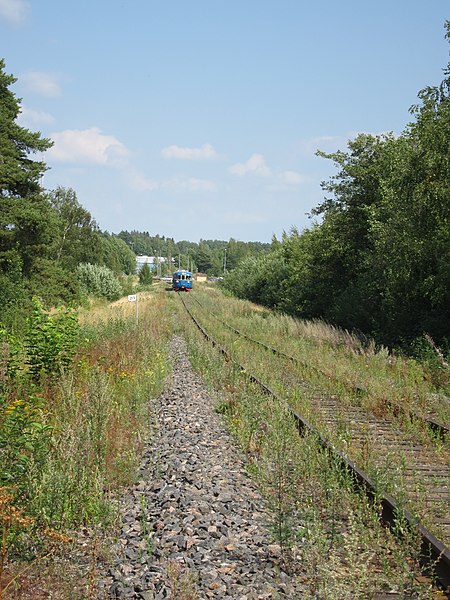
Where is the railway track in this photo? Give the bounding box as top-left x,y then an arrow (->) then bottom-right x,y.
187,293 -> 449,439
177,291 -> 450,592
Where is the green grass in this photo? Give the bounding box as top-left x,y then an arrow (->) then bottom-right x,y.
174,288 -> 442,598
0,290 -> 172,597
190,286 -> 450,430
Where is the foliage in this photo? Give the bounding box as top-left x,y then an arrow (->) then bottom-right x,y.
0,251 -> 27,331
30,294 -> 171,527
25,298 -> 79,382
410,334 -> 449,388
117,230 -> 271,276
220,249 -> 288,308
0,63 -> 138,317
26,257 -> 82,308
0,59 -> 52,201
0,63 -> 89,316
48,186 -> 101,270
118,274 -> 136,296
76,262 -> 123,301
0,326 -> 22,383
222,22 -> 450,352
0,59 -> 55,297
0,289 -> 172,598
98,231 -> 136,275
0,394 -> 51,492
138,262 -> 153,286
195,243 -> 214,273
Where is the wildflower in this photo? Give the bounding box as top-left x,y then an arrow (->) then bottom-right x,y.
3,399 -> 24,415
0,489 -> 34,528
43,528 -> 73,544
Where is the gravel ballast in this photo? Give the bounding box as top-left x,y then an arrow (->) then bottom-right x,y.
98,335 -> 307,599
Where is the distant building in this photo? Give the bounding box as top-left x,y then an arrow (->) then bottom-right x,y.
196,273 -> 207,282
136,256 -> 168,273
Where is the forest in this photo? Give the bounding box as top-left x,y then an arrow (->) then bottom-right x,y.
116,230 -> 270,275
222,22 -> 450,353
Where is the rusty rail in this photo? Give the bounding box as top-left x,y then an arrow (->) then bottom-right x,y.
186,294 -> 449,439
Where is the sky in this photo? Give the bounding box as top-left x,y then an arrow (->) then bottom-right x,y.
1,0 -> 449,243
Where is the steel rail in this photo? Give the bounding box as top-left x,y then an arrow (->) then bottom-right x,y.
186,294 -> 449,439
179,293 -> 450,592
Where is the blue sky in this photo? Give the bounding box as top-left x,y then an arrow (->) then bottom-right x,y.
1,0 -> 449,242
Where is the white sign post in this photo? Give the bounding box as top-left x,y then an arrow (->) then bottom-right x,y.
128,294 -> 138,325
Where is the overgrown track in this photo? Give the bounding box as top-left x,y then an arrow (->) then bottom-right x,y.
188,294 -> 449,439
178,292 -> 450,592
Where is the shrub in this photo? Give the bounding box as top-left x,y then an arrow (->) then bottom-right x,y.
76,263 -> 122,301
221,250 -> 287,308
25,298 -> 80,382
118,274 -> 136,296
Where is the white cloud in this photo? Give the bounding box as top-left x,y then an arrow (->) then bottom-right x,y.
167,177 -> 217,192
0,0 -> 28,24
280,170 -> 309,185
161,143 -> 218,160
127,168 -> 159,192
48,127 -> 129,167
18,105 -> 55,126
20,71 -> 62,98
229,154 -> 272,177
126,172 -> 216,194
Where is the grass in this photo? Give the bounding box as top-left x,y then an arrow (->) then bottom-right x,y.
187,288 -> 450,545
191,285 -> 450,431
1,284 -> 447,597
0,289 -> 172,597
174,287 -> 446,598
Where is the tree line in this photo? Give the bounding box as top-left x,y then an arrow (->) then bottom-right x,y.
222,22 -> 450,352
116,230 -> 270,275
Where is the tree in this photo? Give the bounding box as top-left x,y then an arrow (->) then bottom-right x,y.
195,243 -> 214,273
139,262 -> 153,286
98,232 -> 136,274
0,59 -> 60,316
222,22 -> 450,349
0,60 -> 52,199
366,24 -> 450,344
49,186 -> 100,268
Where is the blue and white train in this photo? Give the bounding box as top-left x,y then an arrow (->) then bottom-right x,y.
172,270 -> 193,291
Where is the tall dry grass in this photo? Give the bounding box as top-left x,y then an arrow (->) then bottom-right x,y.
190,286 -> 450,431
0,290 -> 172,597
175,288 -> 441,598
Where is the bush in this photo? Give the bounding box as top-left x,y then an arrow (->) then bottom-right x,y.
27,258 -> 82,307
76,262 -> 123,301
118,274 -> 136,296
25,298 -> 80,382
221,250 -> 287,308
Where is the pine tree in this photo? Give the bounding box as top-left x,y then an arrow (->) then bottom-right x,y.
0,58 -> 55,278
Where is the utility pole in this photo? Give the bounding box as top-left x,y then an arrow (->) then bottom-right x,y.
223,247 -> 227,274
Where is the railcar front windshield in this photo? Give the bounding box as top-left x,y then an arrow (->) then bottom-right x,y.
173,271 -> 192,280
